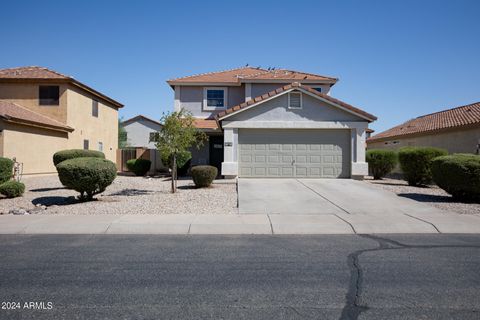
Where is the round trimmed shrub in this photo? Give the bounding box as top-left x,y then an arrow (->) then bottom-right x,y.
432,154 -> 480,202
0,181 -> 25,198
366,149 -> 397,179
398,147 -> 448,186
0,157 -> 14,184
53,149 -> 105,166
126,158 -> 152,176
56,157 -> 117,200
191,165 -> 217,188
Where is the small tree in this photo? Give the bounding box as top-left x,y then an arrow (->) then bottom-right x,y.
155,110 -> 206,193
118,118 -> 129,149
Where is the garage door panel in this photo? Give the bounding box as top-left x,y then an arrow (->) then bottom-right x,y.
239,129 -> 350,178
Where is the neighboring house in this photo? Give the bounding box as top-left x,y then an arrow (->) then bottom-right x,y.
167,66 -> 376,178
121,115 -> 162,148
119,115 -> 164,174
0,66 -> 123,175
367,102 -> 480,154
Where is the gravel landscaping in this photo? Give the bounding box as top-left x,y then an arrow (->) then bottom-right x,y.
0,175 -> 238,215
366,177 -> 480,215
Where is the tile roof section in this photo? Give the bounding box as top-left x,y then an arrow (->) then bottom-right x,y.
368,102 -> 480,142
0,100 -> 74,132
0,66 -> 123,108
167,66 -> 337,85
0,66 -> 70,79
215,82 -> 377,122
193,119 -> 219,130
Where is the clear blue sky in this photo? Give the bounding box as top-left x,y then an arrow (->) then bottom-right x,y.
1,0 -> 479,132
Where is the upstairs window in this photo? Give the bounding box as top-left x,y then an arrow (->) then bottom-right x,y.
149,132 -> 159,143
204,87 -> 227,110
288,92 -> 302,109
92,100 -> 99,117
39,86 -> 59,105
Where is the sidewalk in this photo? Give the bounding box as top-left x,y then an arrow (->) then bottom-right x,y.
1,212 -> 480,234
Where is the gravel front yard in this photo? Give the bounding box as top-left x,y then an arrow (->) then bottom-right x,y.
0,175 -> 238,215
367,177 -> 480,215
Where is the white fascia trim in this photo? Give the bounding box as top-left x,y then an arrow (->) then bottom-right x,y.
222,120 -> 368,129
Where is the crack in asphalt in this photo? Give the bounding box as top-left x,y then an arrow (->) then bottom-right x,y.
339,234 -> 480,320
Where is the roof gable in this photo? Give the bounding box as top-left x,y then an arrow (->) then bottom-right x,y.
368,102 -> 480,142
216,83 -> 377,122
122,115 -> 162,127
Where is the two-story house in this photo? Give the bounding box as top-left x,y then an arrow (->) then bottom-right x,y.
167,66 -> 376,179
0,66 -> 123,175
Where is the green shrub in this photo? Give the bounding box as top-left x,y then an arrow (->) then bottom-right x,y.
0,157 -> 13,184
398,147 -> 448,186
161,150 -> 192,176
56,157 -> 117,200
126,158 -> 152,176
432,154 -> 480,202
0,181 -> 25,198
53,149 -> 105,166
366,149 -> 397,179
191,165 -> 218,188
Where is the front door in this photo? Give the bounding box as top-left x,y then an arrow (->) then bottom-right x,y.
209,135 -> 224,176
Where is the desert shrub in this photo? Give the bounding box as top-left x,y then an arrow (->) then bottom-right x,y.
432,154 -> 480,202
126,158 -> 152,176
0,157 -> 13,184
56,157 -> 117,200
0,181 -> 25,198
191,165 -> 218,188
366,149 -> 397,179
53,149 -> 105,166
398,147 -> 448,186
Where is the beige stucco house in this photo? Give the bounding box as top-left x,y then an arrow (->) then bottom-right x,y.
0,66 -> 123,175
167,66 -> 376,179
367,102 -> 480,154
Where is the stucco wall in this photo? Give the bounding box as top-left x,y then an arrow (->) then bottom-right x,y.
226,92 -> 364,122
123,119 -> 161,148
1,122 -> 68,174
0,82 -> 68,123
367,126 -> 480,154
66,85 -> 118,162
250,83 -> 331,98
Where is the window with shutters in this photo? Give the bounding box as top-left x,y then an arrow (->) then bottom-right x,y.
288,92 -> 302,109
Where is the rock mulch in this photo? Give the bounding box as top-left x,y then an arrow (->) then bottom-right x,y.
0,175 -> 238,215
366,177 -> 480,215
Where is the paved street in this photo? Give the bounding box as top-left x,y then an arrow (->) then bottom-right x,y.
0,234 -> 479,320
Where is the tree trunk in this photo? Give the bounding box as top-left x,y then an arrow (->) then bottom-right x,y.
171,154 -> 177,193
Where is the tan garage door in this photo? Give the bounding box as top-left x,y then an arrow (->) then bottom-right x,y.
238,129 -> 351,178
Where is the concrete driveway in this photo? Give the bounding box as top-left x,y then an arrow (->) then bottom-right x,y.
238,179 -> 480,233
238,178 -> 440,215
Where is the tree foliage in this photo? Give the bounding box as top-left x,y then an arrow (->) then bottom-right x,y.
118,118 -> 129,149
